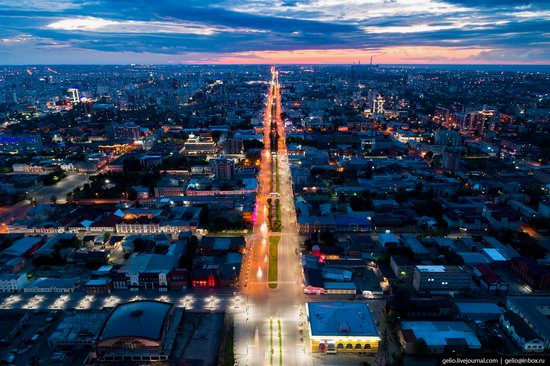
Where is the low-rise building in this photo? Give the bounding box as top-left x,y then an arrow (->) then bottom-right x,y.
501,311 -> 545,353
113,253 -> 178,291
453,302 -> 504,322
23,278 -> 78,293
510,257 -> 550,291
92,301 -> 183,364
413,265 -> 471,294
306,302 -> 380,354
84,279 -> 113,294
390,255 -> 415,282
0,311 -> 29,344
400,321 -> 481,354
0,272 -> 29,293
505,296 -> 550,350
49,310 -> 109,348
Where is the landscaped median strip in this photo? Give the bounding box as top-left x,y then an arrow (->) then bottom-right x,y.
270,317 -> 274,365
268,236 -> 280,289
278,319 -> 282,365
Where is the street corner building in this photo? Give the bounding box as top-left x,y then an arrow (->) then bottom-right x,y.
87,300 -> 183,365
306,301 -> 380,354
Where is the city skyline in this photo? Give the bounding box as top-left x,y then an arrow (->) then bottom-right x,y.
1,0 -> 549,65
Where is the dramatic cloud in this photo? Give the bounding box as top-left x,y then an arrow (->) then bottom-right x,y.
0,0 -> 548,64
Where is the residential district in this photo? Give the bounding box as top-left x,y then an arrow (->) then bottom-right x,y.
0,64 -> 548,366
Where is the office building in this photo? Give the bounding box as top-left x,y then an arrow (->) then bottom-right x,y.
413,265 -> 471,294
441,147 -> 462,171
214,157 -> 235,181
113,123 -> 141,140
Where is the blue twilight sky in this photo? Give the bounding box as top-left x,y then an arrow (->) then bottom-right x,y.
0,0 -> 549,64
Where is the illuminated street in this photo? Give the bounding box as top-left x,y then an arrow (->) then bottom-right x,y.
0,291 -> 246,314
1,1 -> 549,363
234,67 -> 308,366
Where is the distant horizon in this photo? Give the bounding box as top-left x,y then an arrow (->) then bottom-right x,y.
3,63 -> 549,67
0,0 -> 550,65
1,1 -> 548,65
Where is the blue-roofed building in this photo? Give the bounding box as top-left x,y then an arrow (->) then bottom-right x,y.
306,302 -> 380,354
399,321 -> 481,354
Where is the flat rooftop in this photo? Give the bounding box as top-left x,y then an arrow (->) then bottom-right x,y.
454,302 -> 504,315
415,265 -> 464,273
401,321 -> 481,348
49,310 -> 109,345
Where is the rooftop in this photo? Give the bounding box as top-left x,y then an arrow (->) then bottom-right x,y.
506,296 -> 550,340
415,265 -> 464,273
98,300 -> 173,341
49,310 -> 108,345
401,321 -> 481,348
121,253 -> 177,275
307,302 -> 379,338
454,302 -> 504,315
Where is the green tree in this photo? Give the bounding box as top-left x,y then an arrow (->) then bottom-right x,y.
414,338 -> 428,355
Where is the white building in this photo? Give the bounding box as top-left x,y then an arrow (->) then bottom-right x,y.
501,311 -> 545,353
0,272 -> 29,293
23,278 -> 77,293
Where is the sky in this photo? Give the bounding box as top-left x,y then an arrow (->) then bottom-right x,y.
0,0 -> 549,65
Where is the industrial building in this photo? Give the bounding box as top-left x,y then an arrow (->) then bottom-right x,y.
400,321 -> 481,354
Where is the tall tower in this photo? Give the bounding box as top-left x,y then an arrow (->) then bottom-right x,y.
373,94 -> 385,115
67,87 -> 80,104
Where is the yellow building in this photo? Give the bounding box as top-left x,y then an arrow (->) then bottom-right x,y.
306,302 -> 380,354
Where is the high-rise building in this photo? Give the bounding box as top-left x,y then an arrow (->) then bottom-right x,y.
442,147 -> 462,171
372,94 -> 385,115
223,138 -> 244,155
67,87 -> 80,104
214,157 -> 235,181
435,130 -> 462,147
113,123 -> 141,140
469,110 -> 496,136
